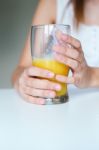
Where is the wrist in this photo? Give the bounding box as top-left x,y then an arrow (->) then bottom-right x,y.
89,67 -> 99,88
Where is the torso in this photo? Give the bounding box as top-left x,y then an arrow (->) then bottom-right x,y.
84,0 -> 99,26
56,0 -> 99,67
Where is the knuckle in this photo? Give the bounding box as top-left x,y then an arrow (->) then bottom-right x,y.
76,51 -> 80,59
27,78 -> 32,86
77,41 -> 81,48
66,48 -> 72,57
19,74 -> 25,85
67,59 -> 78,70
41,90 -> 47,97
44,80 -> 50,89
65,58 -> 70,65
27,66 -> 34,75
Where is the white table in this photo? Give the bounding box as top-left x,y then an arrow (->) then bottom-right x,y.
0,86 -> 99,150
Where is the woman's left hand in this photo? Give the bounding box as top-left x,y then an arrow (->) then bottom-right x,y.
53,33 -> 93,88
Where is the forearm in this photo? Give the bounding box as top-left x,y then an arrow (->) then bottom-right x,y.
90,67 -> 99,88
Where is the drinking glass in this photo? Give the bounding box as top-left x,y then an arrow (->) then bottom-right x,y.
31,24 -> 71,104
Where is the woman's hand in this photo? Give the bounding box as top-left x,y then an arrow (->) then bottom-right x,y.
16,66 -> 61,105
53,33 -> 93,88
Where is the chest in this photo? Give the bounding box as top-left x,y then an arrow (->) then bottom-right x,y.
84,2 -> 99,25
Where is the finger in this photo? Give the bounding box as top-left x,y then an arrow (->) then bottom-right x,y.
24,77 -> 62,91
56,75 -> 75,84
24,66 -> 55,78
22,85 -> 56,98
53,44 -> 83,63
19,86 -> 45,105
54,52 -> 79,71
23,94 -> 45,105
59,34 -> 82,50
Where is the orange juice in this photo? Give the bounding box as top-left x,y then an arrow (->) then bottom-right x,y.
32,58 -> 69,96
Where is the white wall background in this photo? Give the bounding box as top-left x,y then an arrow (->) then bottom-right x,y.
0,0 -> 39,88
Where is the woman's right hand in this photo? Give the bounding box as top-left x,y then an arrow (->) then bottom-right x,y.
16,66 -> 61,105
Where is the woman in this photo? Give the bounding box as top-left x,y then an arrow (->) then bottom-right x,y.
12,0 -> 99,104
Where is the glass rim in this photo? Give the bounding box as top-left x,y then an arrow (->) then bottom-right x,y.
31,24 -> 71,29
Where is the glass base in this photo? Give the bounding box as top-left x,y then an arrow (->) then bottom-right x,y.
44,94 -> 69,105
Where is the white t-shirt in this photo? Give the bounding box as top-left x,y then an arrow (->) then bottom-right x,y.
56,0 -> 99,67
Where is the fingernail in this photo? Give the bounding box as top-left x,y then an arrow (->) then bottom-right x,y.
39,99 -> 45,105
47,72 -> 54,78
55,85 -> 61,91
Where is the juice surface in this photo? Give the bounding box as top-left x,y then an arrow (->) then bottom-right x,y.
32,58 -> 69,96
